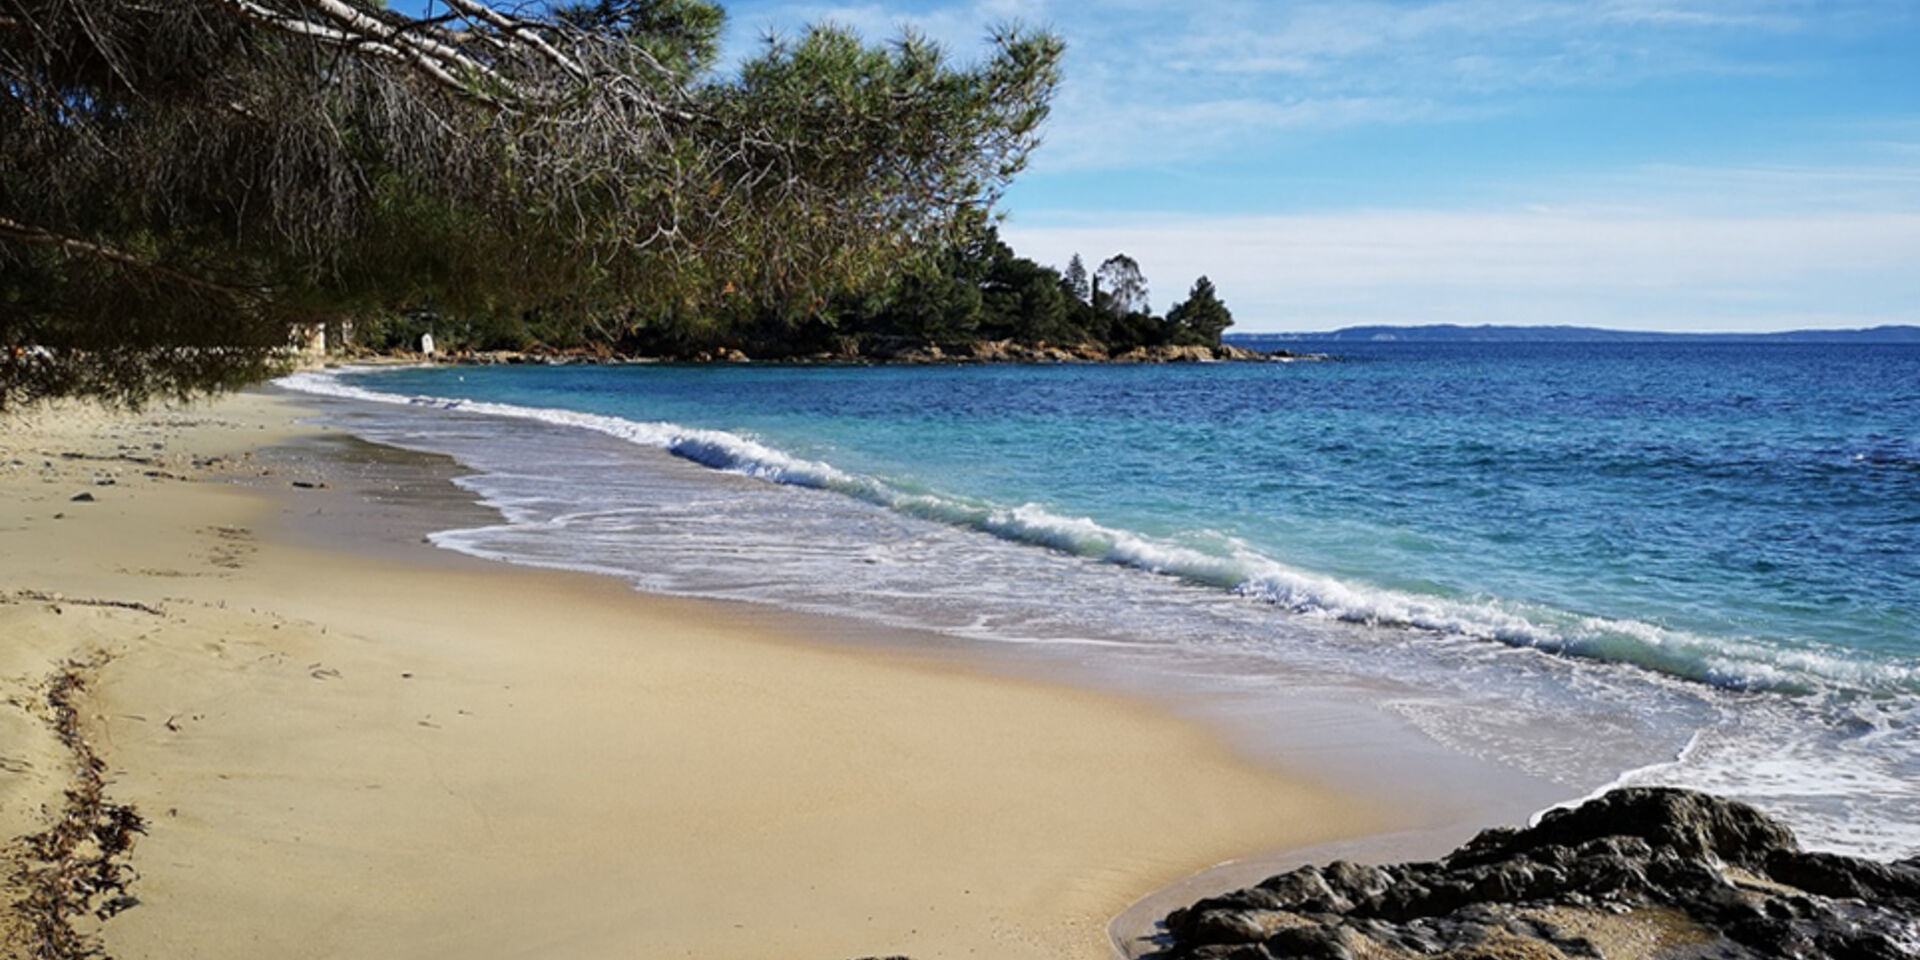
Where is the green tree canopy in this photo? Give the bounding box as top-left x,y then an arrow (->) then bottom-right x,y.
0,0 -> 1062,405
1061,253 -> 1089,305
1166,275 -> 1234,345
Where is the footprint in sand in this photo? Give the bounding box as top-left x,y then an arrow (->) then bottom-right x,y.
203,526 -> 256,569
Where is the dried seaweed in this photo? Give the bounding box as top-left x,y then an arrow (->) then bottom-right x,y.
1,593 -> 164,618
6,662 -> 146,960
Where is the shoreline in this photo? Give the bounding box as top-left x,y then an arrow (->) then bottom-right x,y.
276,375 -> 1571,790
263,382 -> 1571,954
321,338 -> 1328,368
286,355 -> 1920,869
2,391 -> 1406,959
275,372 -> 1569,805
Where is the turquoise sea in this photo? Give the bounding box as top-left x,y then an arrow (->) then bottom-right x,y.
283,342 -> 1920,857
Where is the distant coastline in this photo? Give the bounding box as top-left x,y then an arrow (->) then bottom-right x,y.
1229,323 -> 1920,345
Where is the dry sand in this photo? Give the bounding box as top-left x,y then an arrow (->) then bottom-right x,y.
1,391 -> 1389,960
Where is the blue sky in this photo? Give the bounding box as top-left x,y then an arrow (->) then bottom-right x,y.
410,2 -> 1920,332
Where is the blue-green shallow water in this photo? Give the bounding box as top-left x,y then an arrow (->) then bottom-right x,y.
283,342 -> 1920,856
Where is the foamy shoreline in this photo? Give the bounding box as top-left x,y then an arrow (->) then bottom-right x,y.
278,360 -> 1920,864
2,390 -> 1396,959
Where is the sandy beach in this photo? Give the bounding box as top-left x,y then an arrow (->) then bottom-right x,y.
0,391 -> 1391,960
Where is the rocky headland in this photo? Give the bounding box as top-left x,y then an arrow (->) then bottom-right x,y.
1154,788 -> 1918,960
360,339 -> 1322,366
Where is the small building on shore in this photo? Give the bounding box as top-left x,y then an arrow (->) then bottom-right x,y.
293,323 -> 327,357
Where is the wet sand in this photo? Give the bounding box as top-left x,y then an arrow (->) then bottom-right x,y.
1,391 -> 1392,959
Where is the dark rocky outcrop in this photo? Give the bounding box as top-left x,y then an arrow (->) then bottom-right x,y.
1158,788 -> 1920,960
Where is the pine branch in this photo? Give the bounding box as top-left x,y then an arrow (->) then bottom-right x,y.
0,216 -> 263,300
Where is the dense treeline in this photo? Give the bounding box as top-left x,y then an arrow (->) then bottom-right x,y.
356,224 -> 1234,358
789,228 -> 1235,356
0,0 -> 1062,405
2,0 -> 1236,400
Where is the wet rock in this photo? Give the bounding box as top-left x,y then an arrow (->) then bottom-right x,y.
1258,866 -> 1348,912
1181,908 -> 1296,946
1322,860 -> 1393,902
1764,849 -> 1920,906
1264,923 -> 1356,959
1158,788 -> 1919,960
1447,789 -> 1795,873
1185,945 -> 1273,960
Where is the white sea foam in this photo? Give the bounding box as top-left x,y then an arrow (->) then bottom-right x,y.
278,367 -> 1918,697
280,365 -> 1920,859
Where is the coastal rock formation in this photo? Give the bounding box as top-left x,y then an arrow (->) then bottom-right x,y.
865,337 -> 1109,363
1111,344 -> 1220,363
425,339 -> 1314,366
1159,788 -> 1920,960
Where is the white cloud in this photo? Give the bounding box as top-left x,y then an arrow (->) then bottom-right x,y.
1561,162 -> 1920,216
713,2 -> 1920,333
1034,94 -> 1468,171
1002,206 -> 1920,332
723,0 -> 1912,173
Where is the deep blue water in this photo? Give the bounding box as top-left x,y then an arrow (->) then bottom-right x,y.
286,341 -> 1920,855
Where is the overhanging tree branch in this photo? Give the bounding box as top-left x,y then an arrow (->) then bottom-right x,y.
0,216 -> 263,301
212,0 -> 512,107
1,0 -> 1062,405
442,0 -> 586,82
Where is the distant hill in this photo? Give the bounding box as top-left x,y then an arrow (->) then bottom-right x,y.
1228,324 -> 1920,346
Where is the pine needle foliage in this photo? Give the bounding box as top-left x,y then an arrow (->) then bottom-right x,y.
0,0 -> 1062,405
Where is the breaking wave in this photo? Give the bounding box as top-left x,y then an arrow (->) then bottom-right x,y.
279,367 -> 1918,698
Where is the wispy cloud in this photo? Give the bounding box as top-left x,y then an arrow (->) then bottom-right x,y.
1158,0 -> 1811,77
717,1 -> 1920,332
723,0 -> 1911,173
1551,161 -> 1920,216
1003,185 -> 1920,331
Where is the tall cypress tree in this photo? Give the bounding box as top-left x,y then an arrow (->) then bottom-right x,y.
1062,253 -> 1090,304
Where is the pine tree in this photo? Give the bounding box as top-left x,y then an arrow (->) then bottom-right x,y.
1166,275 -> 1233,345
1062,253 -> 1090,304
0,1 -> 1063,405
